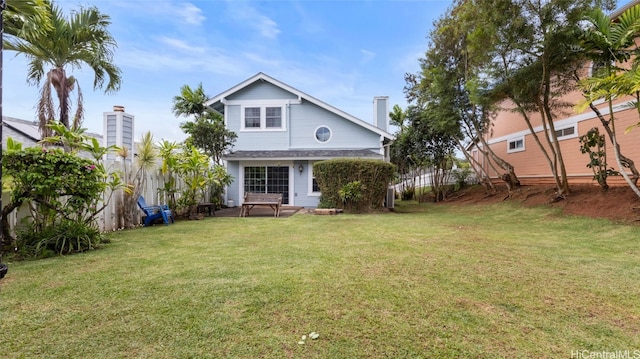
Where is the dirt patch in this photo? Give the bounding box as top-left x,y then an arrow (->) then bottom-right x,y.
441,184 -> 640,224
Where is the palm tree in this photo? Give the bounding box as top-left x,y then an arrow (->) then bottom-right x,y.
1,0 -> 53,255
172,83 -> 208,117
578,4 -> 640,198
4,0 -> 52,38
4,1 -> 121,137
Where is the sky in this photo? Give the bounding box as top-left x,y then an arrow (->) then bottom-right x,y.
3,0 -> 453,142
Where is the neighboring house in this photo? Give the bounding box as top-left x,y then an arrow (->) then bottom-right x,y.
477,3 -> 640,186
2,115 -> 104,153
205,72 -> 394,208
2,116 -> 42,148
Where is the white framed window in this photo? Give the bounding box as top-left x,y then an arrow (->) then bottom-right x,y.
553,124 -> 578,141
308,161 -> 321,196
244,107 -> 261,128
507,136 -> 525,153
241,104 -> 285,131
314,126 -> 332,143
265,107 -> 282,128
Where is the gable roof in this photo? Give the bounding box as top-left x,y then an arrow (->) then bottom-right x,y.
205,72 -> 393,141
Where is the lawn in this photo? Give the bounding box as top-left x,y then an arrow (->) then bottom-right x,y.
0,201 -> 639,358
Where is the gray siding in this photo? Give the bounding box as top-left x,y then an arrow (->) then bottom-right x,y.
227,81 -> 298,101
220,77 -> 388,208
289,100 -> 381,150
292,160 -> 320,207
226,161 -> 241,205
375,97 -> 389,132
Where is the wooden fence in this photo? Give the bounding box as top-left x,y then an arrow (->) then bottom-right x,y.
2,159 -> 184,236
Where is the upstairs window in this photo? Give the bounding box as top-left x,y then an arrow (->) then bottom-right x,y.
554,124 -> 578,141
265,107 -> 282,128
315,126 -> 332,143
507,137 -> 525,153
244,107 -> 261,128
241,105 -> 285,130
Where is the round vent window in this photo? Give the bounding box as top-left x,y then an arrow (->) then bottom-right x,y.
315,126 -> 332,143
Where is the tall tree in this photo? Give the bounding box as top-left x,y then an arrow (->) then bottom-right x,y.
1,0 -> 53,260
406,0 -> 515,192
172,83 -> 237,164
471,0 -> 614,197
4,1 -> 121,136
577,4 -> 640,198
3,0 -> 51,38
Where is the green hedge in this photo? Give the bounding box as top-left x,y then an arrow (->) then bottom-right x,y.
314,159 -> 396,211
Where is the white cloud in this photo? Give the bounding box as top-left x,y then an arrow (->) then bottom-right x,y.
177,3 -> 206,26
226,2 -> 281,39
115,44 -> 246,76
360,49 -> 376,64
243,52 -> 281,67
158,37 -> 206,54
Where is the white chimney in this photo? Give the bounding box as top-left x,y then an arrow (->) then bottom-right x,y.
373,96 -> 389,132
103,106 -> 134,161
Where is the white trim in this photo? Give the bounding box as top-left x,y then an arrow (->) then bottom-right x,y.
487,100 -> 633,145
205,72 -> 394,140
553,123 -> 578,141
238,161 -> 294,206
224,99 -> 301,106
240,103 -> 287,131
307,161 -> 321,197
507,136 -> 525,153
314,125 -> 332,143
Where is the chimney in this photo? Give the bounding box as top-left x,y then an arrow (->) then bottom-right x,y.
373,96 -> 389,132
104,106 -> 134,161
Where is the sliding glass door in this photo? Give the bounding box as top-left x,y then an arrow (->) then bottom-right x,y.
244,166 -> 290,204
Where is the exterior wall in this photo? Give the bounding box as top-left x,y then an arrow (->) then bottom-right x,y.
226,161 -> 241,206
294,160 -> 321,208
227,81 -> 299,101
219,76 -> 390,208
486,97 -> 640,186
289,99 -> 381,150
225,82 -> 383,152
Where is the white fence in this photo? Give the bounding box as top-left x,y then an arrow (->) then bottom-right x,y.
394,168 -> 478,193
2,160 -> 182,236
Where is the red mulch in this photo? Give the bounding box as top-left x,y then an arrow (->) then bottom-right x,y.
440,183 -> 640,224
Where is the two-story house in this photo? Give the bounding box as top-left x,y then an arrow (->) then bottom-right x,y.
205,72 -> 394,208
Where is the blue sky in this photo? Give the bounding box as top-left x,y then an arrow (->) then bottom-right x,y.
4,0 -> 452,142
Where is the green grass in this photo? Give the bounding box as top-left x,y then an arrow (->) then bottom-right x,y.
1,201 -> 639,358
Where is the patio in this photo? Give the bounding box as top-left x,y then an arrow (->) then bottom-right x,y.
209,205 -> 305,218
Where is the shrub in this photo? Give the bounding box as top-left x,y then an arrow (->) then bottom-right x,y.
401,186 -> 415,200
314,159 -> 395,212
16,220 -> 107,258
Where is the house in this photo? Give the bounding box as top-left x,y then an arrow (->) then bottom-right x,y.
2,116 -> 43,148
205,72 -> 394,208
476,2 -> 640,187
2,116 -> 105,153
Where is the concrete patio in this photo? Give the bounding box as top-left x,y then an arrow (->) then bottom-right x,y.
208,206 -> 305,218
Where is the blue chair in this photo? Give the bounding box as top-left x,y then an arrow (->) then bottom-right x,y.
137,196 -> 174,226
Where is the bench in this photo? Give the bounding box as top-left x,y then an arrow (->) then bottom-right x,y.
197,203 -> 216,217
240,193 -> 283,217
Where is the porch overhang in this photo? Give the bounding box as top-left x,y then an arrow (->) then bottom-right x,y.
222,149 -> 384,161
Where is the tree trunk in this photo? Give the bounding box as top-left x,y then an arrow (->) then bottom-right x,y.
472,118 -> 520,190
1,195 -> 27,253
454,136 -> 495,191
588,103 -> 640,186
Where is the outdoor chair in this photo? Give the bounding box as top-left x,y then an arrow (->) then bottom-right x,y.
137,196 -> 174,226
